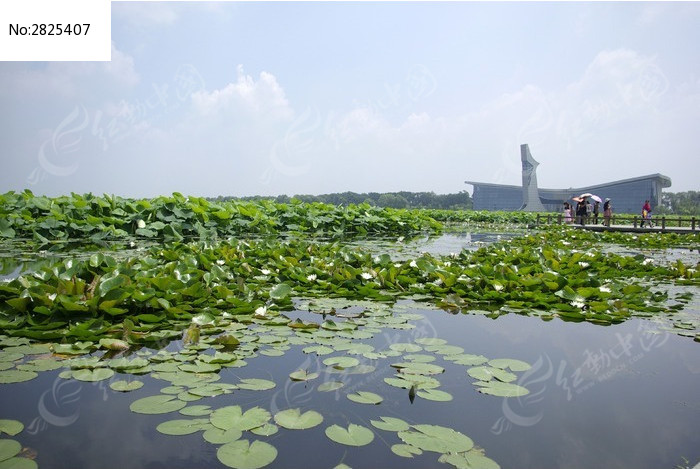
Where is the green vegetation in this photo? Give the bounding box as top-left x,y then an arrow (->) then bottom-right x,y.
659,191 -> 700,215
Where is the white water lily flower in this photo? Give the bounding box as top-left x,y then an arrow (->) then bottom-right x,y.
261,269 -> 271,275
254,306 -> 267,317
137,219 -> 146,229
562,241 -> 571,246
434,279 -> 444,286
410,260 -> 418,268
361,272 -> 373,280
129,241 -> 136,248
48,293 -> 57,301
642,258 -> 653,265
599,286 -> 611,293
394,263 -> 402,268
578,262 -> 590,268
216,260 -> 225,266
444,261 -> 452,267
307,274 -> 317,281
571,301 -> 585,308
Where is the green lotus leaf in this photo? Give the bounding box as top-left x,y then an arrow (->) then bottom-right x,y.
72,368 -> 114,382
0,440 -> 22,462
98,338 -> 130,351
0,420 -> 24,437
237,379 -> 276,391
109,380 -> 144,392
402,354 -> 436,363
487,358 -> 532,372
475,381 -> 530,397
269,284 -> 292,301
217,440 -> 277,469
391,444 -> 423,458
370,416 -> 410,432
438,450 -> 501,469
391,362 -> 445,375
317,381 -> 344,392
178,362 -> 221,373
108,357 -> 150,371
289,370 -> 319,381
445,354 -> 489,366
389,343 -> 423,353
156,418 -> 210,436
384,375 -> 440,390
324,424 -> 374,447
203,427 -> 243,444
210,406 -> 271,431
302,345 -> 334,356
347,391 -> 383,405
467,366 -> 516,383
250,423 -> 278,437
424,344 -> 464,356
398,424 -> 473,454
416,389 -> 453,402
274,408 -> 323,430
130,395 -> 186,414
16,359 -> 63,372
323,356 -> 360,369
0,456 -> 38,469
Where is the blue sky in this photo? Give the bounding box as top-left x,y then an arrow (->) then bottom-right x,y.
1,2 -> 699,197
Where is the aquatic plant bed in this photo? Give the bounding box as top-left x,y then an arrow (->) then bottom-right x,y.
0,204 -> 699,468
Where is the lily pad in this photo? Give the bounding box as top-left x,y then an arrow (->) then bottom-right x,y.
250,423 -> 278,437
237,379 -> 276,391
274,409 -> 323,430
203,427 -> 243,444
217,440 -> 278,469
210,406 -> 271,432
130,395 -> 186,414
0,440 -> 21,461
324,424 -> 374,447
0,420 -> 24,437
416,389 -> 453,402
467,366 -> 516,383
109,380 -> 144,392
323,357 -> 360,369
391,362 -> 445,375
370,416 -> 410,432
475,381 -> 530,398
389,343 -> 423,353
347,391 -> 383,405
289,370 -> 319,381
438,450 -> 501,469
398,424 -> 473,453
157,418 -> 210,435
72,368 -> 115,382
0,370 -> 38,384
488,358 -> 531,372
180,405 -> 213,417
391,444 -> 423,458
0,456 -> 38,469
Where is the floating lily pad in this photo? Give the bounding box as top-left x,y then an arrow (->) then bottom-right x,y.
99,338 -> 130,351
323,357 -> 360,369
210,406 -> 271,432
289,370 -> 319,381
391,362 -> 445,375
475,381 -> 530,397
391,444 -> 423,458
384,375 -> 440,390
16,359 -> 63,372
109,380 -> 144,392
130,395 -> 186,414
347,391 -> 383,405
370,416 -> 410,432
488,358 -> 531,372
389,343 -> 423,353
438,450 -> 501,469
237,378 -> 276,391
274,408 -> 323,430
302,345 -> 334,356
416,389 -> 453,402
157,418 -> 210,435
398,424 -> 473,453
317,381 -> 344,392
178,362 -> 221,373
0,421 -> 24,437
203,427 -> 243,444
250,423 -> 278,437
72,368 -> 115,382
0,370 -> 38,384
324,424 -> 374,447
217,440 -> 278,469
0,456 -> 38,469
402,354 -> 436,363
467,366 -> 516,383
0,439 -> 21,461
445,354 -> 489,366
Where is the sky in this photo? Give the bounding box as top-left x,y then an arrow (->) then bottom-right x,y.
1,1 -> 699,198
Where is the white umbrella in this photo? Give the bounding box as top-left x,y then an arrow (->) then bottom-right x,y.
579,193 -> 602,203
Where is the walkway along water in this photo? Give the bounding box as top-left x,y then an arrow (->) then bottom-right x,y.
535,214 -> 700,234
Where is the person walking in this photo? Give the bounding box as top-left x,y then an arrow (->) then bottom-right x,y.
576,199 -> 586,225
593,201 -> 600,224
641,200 -> 652,228
585,199 -> 592,224
603,198 -> 612,227
563,202 -> 573,224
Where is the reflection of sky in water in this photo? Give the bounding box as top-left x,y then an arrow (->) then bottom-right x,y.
1,303 -> 698,469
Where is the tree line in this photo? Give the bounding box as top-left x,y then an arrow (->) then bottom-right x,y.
211,190 -> 473,210
658,191 -> 700,215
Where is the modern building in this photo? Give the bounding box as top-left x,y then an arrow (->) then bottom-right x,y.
466,144 -> 672,213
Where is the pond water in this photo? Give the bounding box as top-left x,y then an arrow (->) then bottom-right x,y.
1,302 -> 698,469
1,231 -> 699,469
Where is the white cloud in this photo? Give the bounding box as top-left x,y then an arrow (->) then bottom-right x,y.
112,3 -> 179,27
192,65 -> 293,120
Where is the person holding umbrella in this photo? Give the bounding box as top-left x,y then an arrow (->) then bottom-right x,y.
603,198 -> 612,227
